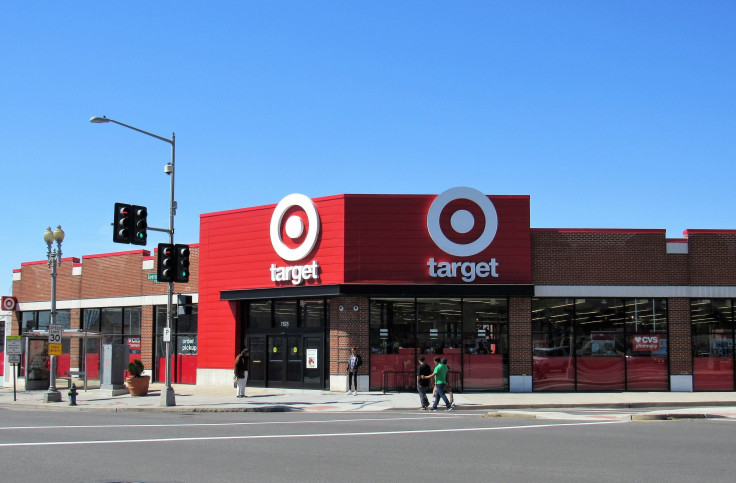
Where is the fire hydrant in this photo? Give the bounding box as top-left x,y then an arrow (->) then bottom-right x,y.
68,383 -> 78,406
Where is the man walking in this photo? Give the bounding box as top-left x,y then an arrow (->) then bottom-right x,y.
346,347 -> 362,395
417,355 -> 432,410
422,356 -> 452,411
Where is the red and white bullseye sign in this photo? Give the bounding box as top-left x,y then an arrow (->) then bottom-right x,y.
1,296 -> 18,311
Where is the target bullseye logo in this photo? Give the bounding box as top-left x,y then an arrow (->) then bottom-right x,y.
426,187 -> 500,282
427,187 -> 498,256
269,193 -> 321,285
2,296 -> 18,311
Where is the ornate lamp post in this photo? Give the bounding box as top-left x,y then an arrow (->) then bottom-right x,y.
90,116 -> 177,407
43,225 -> 64,403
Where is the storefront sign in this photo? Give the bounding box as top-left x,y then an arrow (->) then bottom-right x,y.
1,296 -> 18,311
201,187 -> 531,292
127,337 -> 142,350
177,336 -> 197,355
633,334 -> 660,351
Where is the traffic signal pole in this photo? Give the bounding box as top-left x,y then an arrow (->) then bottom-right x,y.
162,132 -> 176,407
90,116 -> 177,407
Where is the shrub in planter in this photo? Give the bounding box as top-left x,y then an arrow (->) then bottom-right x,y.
126,358 -> 150,396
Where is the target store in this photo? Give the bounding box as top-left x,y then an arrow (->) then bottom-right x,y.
6,187 -> 736,393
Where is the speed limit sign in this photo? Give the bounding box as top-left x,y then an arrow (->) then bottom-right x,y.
1,296 -> 18,311
49,324 -> 63,343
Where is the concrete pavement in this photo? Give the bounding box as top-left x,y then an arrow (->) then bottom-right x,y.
2,379 -> 736,419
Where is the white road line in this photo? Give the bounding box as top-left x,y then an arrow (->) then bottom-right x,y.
0,416 -> 455,431
0,421 -> 623,448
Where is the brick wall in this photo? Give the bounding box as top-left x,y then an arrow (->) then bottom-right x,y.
509,297 -> 532,376
668,298 -> 692,375
532,230 -> 677,285
687,232 -> 736,285
329,297 -> 369,376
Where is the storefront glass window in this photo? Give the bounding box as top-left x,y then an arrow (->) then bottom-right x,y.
274,300 -> 297,330
691,299 -> 734,391
21,310 -> 71,332
300,300 -> 324,328
624,299 -> 668,390
369,297 -> 508,391
532,298 -> 575,391
532,297 -> 669,392
124,308 -> 141,336
101,307 -> 123,341
22,312 -> 37,332
83,309 -> 101,331
417,298 -> 461,355
248,301 -> 272,329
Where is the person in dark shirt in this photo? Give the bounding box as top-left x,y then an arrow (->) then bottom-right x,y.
234,349 -> 249,398
417,355 -> 432,410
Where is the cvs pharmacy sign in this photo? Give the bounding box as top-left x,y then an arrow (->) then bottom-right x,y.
633,335 -> 660,352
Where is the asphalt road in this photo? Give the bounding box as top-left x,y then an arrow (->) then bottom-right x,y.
0,408 -> 734,482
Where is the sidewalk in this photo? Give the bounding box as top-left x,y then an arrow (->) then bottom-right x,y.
2,381 -> 736,418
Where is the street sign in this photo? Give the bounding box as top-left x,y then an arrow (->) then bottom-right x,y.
163,327 -> 171,342
8,354 -> 21,364
48,343 -> 62,356
48,324 -> 63,343
6,336 -> 22,355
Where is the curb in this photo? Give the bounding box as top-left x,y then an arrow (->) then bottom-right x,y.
631,413 -> 727,421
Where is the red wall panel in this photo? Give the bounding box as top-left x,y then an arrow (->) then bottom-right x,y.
198,192 -> 532,370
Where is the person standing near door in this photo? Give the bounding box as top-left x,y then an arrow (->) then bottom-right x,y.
235,349 -> 249,398
346,347 -> 362,395
417,355 -> 432,410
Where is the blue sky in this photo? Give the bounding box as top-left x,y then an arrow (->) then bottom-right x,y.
2,1 -> 734,295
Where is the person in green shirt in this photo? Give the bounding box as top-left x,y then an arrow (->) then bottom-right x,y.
422,357 -> 453,411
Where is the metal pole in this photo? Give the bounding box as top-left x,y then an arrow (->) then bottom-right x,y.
44,252 -> 61,402
161,133 -> 176,407
90,116 -> 177,406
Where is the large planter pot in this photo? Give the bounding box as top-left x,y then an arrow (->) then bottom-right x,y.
126,375 -> 150,396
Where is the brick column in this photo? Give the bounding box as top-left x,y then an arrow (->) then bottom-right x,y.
141,305 -> 154,375
329,296 -> 369,391
508,296 -> 532,392
668,298 -> 693,391
70,308 -> 81,370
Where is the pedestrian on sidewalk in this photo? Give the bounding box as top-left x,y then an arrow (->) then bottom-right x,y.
423,356 -> 452,411
346,347 -> 362,395
234,349 -> 249,398
417,355 -> 432,410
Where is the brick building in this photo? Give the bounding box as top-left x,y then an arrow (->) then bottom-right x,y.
4,187 -> 736,393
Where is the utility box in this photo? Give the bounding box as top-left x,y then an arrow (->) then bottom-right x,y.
100,343 -> 128,396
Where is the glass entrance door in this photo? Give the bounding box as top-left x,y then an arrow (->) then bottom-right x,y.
267,335 -> 305,388
267,336 -> 285,385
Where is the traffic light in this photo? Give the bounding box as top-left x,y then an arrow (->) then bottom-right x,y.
113,203 -> 133,243
131,205 -> 148,246
113,203 -> 148,245
157,243 -> 176,283
175,244 -> 190,283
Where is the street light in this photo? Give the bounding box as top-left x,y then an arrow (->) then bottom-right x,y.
43,225 -> 64,403
91,115 -> 177,407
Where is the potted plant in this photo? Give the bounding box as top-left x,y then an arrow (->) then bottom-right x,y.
126,358 -> 150,396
